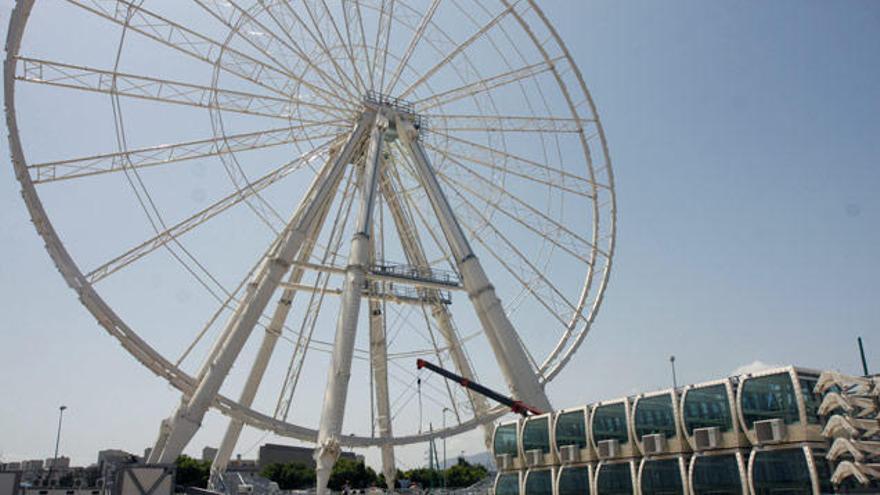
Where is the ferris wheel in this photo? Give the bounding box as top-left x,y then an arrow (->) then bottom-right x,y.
5,0 -> 615,491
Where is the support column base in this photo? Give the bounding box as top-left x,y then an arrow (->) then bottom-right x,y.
314,437 -> 341,495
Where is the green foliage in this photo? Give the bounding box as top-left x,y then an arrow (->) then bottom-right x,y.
175,455 -> 211,488
262,458 -> 382,491
328,458 -> 380,490
400,457 -> 489,489
258,456 -> 490,491
445,458 -> 488,488
260,462 -> 315,490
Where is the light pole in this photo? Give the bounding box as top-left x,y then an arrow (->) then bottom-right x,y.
442,408 -> 451,492
48,405 -> 67,486
670,356 -> 678,389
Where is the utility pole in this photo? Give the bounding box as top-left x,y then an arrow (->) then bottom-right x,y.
48,405 -> 67,485
442,408 -> 451,491
858,337 -> 870,376
670,356 -> 678,389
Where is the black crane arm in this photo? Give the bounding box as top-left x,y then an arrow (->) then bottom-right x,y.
416,359 -> 544,417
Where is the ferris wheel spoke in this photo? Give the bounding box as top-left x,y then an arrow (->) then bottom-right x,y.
192,0 -> 357,113
256,1 -> 363,101
372,0 -> 396,92
446,189 -> 577,331
427,113 -> 593,134
383,0 -> 440,95
436,160 -> 603,263
311,0 -> 369,94
429,129 -> 609,192
413,57 -> 561,112
381,155 -> 490,425
423,141 -> 591,198
342,0 -> 375,90
85,139 -> 338,284
29,125 -> 338,184
210,150 -> 351,482
14,57 -> 348,121
397,0 -> 523,100
64,0 -> 348,112
418,305 -> 463,424
276,165 -> 359,420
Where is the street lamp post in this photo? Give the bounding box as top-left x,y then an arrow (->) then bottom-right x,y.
670,356 -> 678,389
442,408 -> 451,491
48,405 -> 67,486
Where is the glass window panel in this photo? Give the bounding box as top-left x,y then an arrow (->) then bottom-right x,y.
691,454 -> 743,495
812,453 -> 833,494
556,411 -> 587,449
555,411 -> 588,449
751,449 -> 813,495
497,474 -> 520,495
558,466 -> 591,495
683,384 -> 733,434
639,459 -> 683,495
523,417 -> 551,454
634,395 -> 677,440
798,377 -> 821,425
592,403 -> 629,444
740,373 -> 801,428
494,424 -> 519,458
524,470 -> 553,495
595,463 -> 633,495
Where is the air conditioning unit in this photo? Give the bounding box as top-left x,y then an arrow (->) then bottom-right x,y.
525,449 -> 543,467
642,433 -> 667,455
755,419 -> 786,444
495,454 -> 513,471
558,445 -> 580,464
693,427 -> 722,450
597,439 -> 619,459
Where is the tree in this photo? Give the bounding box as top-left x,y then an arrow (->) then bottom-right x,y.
445,458 -> 488,488
261,463 -> 316,490
327,458 -> 379,490
175,455 -> 211,488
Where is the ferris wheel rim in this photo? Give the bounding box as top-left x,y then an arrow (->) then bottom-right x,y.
4,0 -> 616,445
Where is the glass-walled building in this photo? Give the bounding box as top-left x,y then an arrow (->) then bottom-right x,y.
556,463 -> 594,495
594,459 -> 637,495
494,420 -> 523,471
590,399 -> 637,460
680,378 -> 749,451
747,444 -> 832,495
637,455 -> 689,495
554,406 -> 594,463
523,468 -> 556,495
688,449 -> 748,495
632,389 -> 690,456
495,471 -> 522,495
736,366 -> 824,445
521,413 -> 557,467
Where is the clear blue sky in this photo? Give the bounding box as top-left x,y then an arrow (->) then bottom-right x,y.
1,0 -> 878,470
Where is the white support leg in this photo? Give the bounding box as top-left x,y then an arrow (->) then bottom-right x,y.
150,115 -> 373,464
379,169 -> 493,447
314,113 -> 388,494
208,175 -> 340,490
368,300 -> 396,491
398,119 -> 552,412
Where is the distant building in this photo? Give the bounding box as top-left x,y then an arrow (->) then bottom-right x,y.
97,449 -> 139,493
202,447 -> 218,463
44,457 -> 70,470
257,444 -> 360,470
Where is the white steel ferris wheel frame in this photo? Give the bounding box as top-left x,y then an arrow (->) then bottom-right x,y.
5,0 -> 616,491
